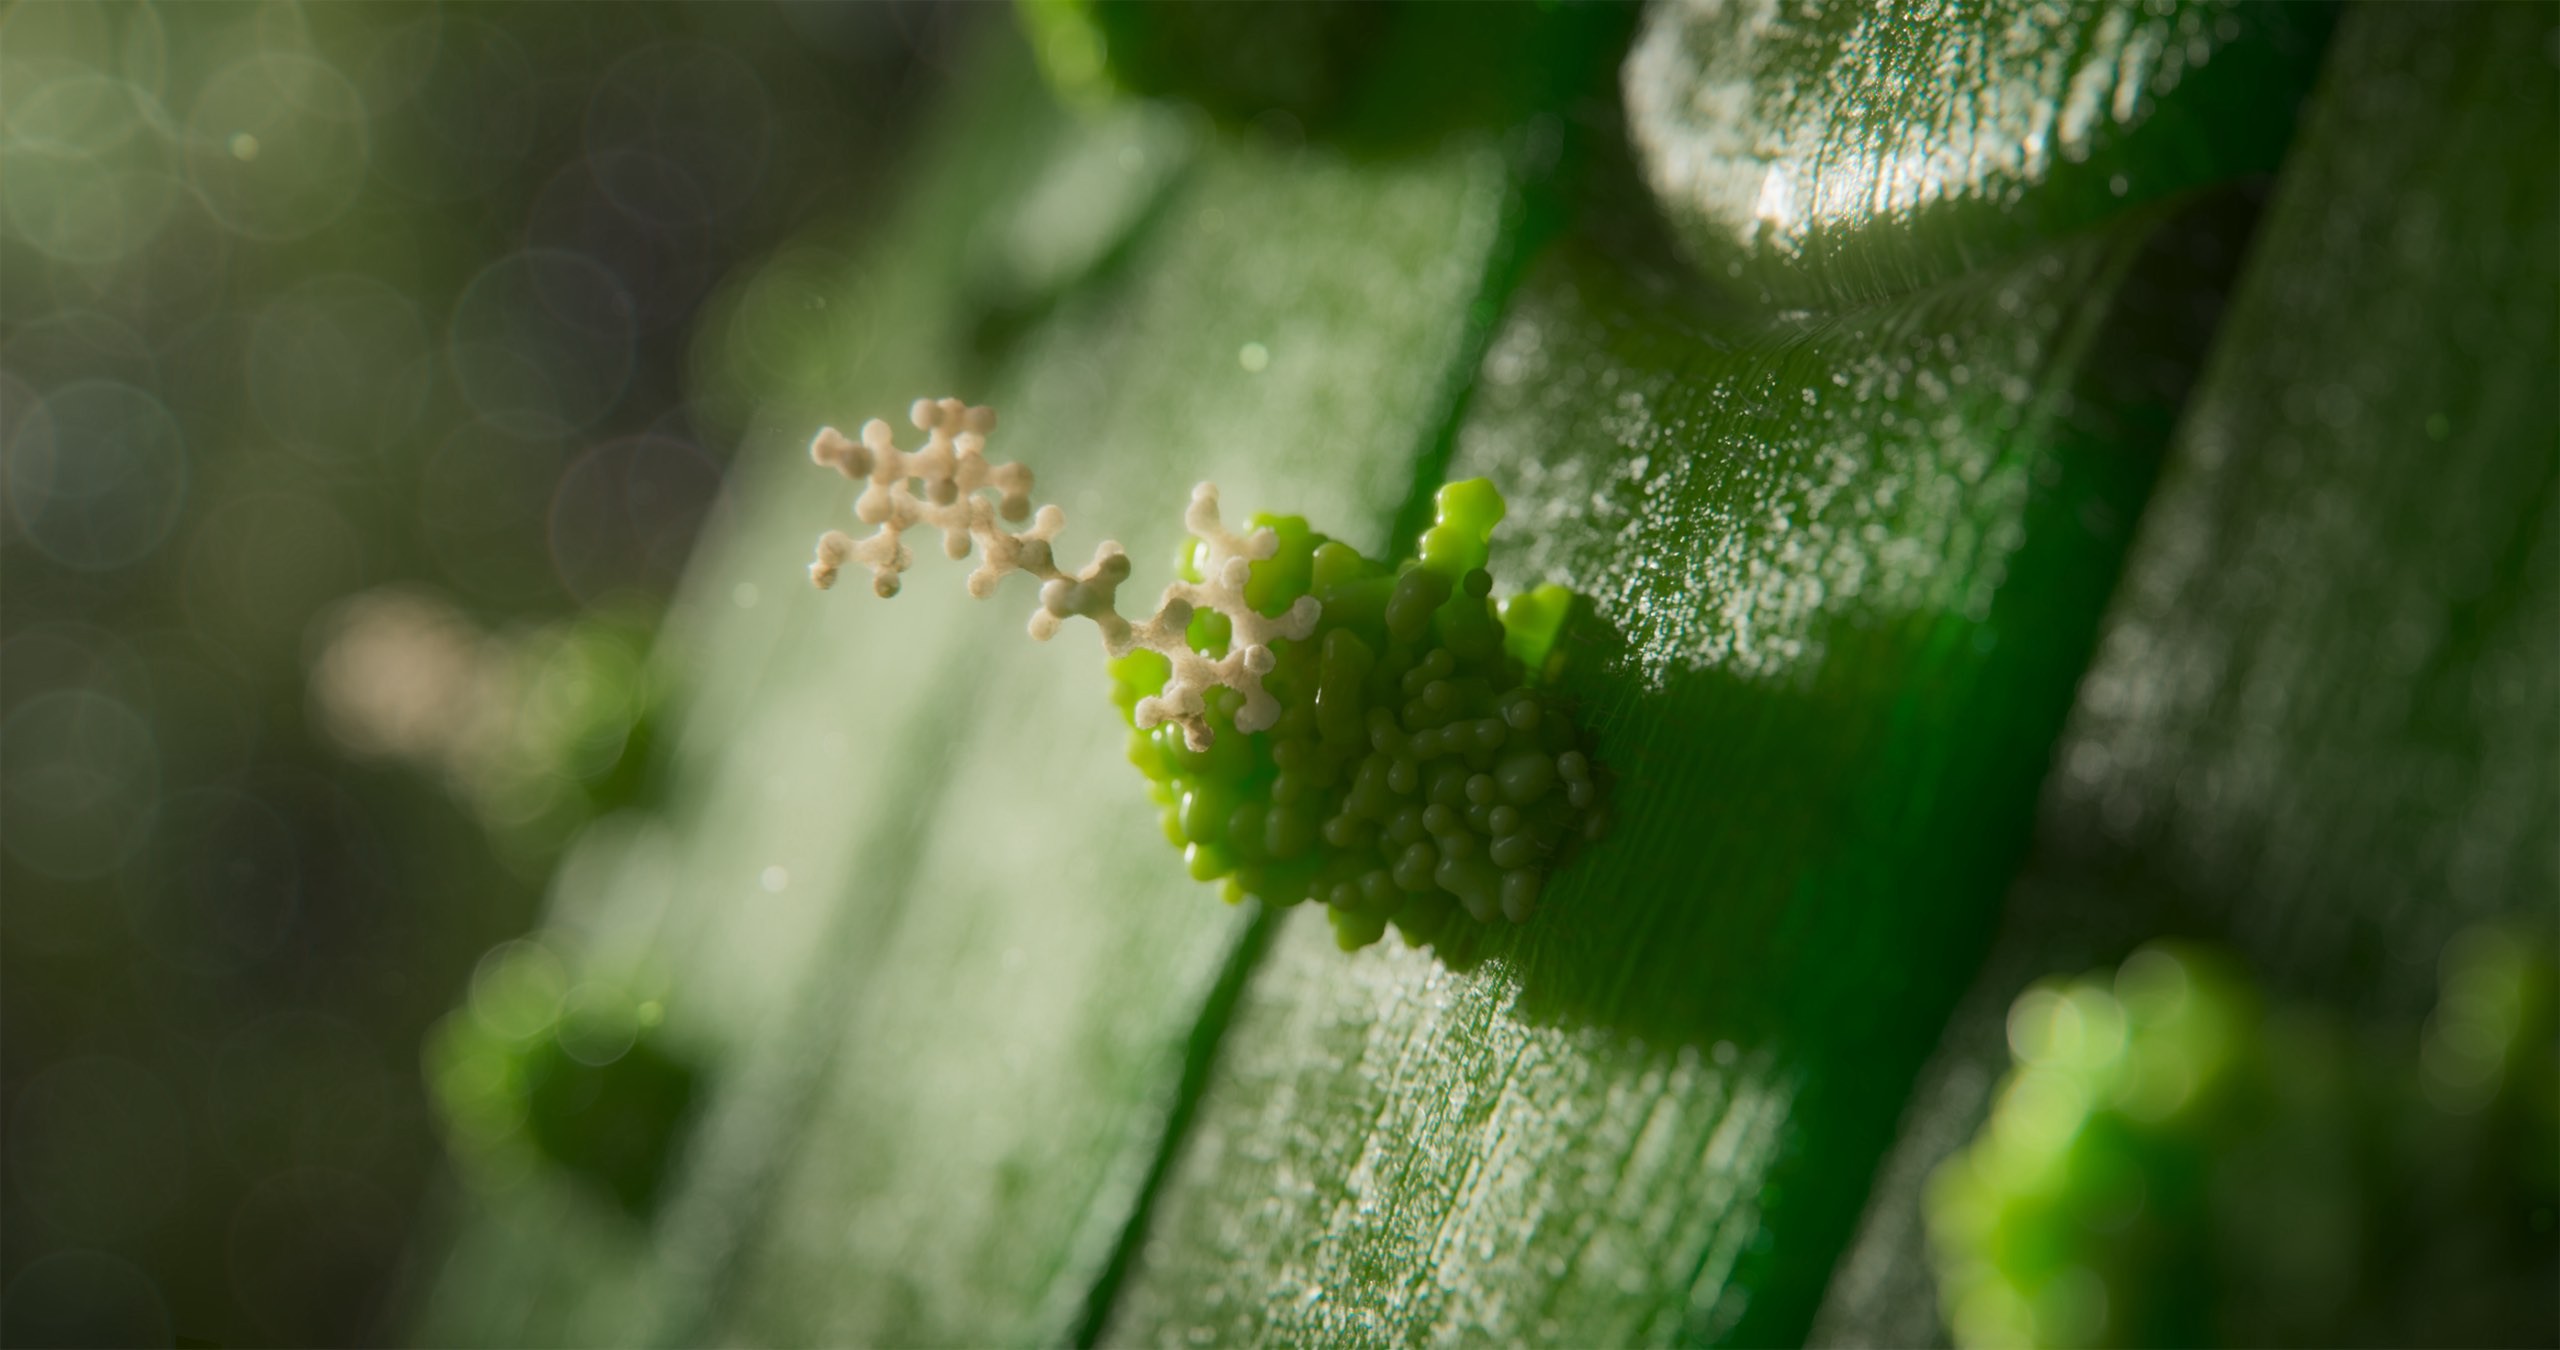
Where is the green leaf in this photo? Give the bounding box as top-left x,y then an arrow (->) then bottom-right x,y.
1097,155 -> 2256,1343
413,5 -> 2559,1346
712,135 -> 1542,1350
412,24 -> 1578,1345
1624,0 -> 2334,308
1811,4 -> 2560,1345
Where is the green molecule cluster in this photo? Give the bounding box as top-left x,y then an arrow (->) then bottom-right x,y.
1928,935 -> 2559,1349
1111,479 -> 1605,951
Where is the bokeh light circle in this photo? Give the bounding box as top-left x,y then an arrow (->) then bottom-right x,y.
556,982 -> 641,1067
185,51 -> 369,241
514,618 -> 649,784
350,6 -> 445,110
7,1056 -> 189,1243
587,147 -> 725,240
120,3 -> 169,101
0,622 -> 153,718
546,433 -> 722,603
6,379 -> 187,572
0,368 -> 42,533
0,2 -> 116,71
0,57 -> 176,274
723,245 -> 875,384
50,190 -> 234,337
1,688 -> 159,881
3,310 -> 157,391
3,152 -> 182,269
248,273 -> 433,462
448,249 -> 638,437
527,159 -> 721,336
469,939 -> 567,1042
243,0 -> 318,61
4,64 -> 156,156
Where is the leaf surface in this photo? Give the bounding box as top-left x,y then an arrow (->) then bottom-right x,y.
412,25 -> 1569,1344
1812,6 -> 2560,1342
713,128 -> 1541,1350
1100,159 -> 2255,1345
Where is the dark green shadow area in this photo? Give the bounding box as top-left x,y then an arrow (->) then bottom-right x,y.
1486,178 -> 2256,1345
1490,176 -> 2261,1051
1811,5 -> 2560,1344
520,1030 -> 705,1221
1028,0 -> 1641,154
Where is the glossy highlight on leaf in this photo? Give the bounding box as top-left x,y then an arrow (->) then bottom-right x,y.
1625,0 -> 2334,307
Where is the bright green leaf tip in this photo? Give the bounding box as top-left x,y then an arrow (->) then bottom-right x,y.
1107,479 -> 1606,950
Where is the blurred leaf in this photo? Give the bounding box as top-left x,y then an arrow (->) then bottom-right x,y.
1925,931 -> 2556,1349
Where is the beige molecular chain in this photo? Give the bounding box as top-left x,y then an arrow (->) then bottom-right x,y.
809,397 -> 1318,749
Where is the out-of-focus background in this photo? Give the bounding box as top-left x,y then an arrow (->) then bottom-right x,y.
4,2 -> 2555,1348
1,3 -> 969,1342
